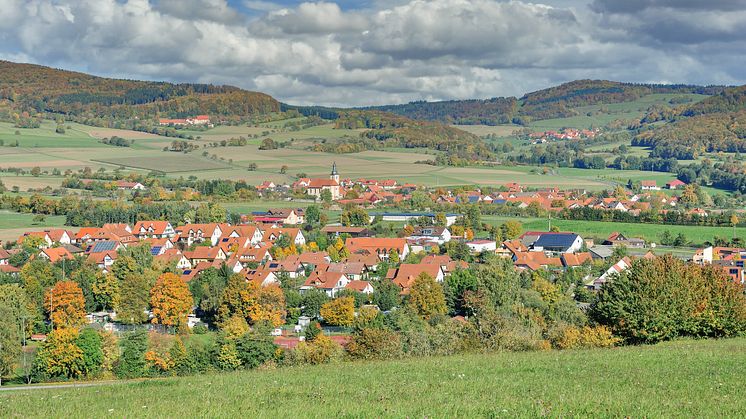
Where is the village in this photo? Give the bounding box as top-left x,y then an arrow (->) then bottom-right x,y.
2,163 -> 741,351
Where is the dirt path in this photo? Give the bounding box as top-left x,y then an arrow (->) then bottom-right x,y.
0,380 -> 126,392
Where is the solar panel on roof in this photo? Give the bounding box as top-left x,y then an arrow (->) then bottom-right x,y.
534,234 -> 578,249
92,241 -> 117,253
150,246 -> 162,255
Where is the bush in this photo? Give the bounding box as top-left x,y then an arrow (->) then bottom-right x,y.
32,328 -> 85,381
76,328 -> 104,377
591,255 -> 746,344
346,328 -> 402,360
548,324 -> 620,350
115,330 -> 148,379
192,324 -> 208,334
284,334 -> 344,366
235,335 -> 277,369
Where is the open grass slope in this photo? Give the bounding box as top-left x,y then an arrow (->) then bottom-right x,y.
1,338 -> 744,417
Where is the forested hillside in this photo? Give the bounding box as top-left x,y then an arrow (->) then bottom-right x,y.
363,97 -> 518,125
364,80 -> 725,125
0,61 -> 279,123
332,110 -> 494,163
634,111 -> 746,159
634,85 -> 746,159
682,85 -> 746,116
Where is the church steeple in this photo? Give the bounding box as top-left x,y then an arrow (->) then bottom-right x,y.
330,162 -> 339,183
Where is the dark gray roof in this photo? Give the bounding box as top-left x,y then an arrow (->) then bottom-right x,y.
534,233 -> 580,250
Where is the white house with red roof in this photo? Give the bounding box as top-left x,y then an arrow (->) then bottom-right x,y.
666,179 -> 686,190
133,221 -> 175,239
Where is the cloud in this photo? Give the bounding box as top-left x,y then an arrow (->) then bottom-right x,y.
156,0 -> 244,23
0,0 -> 744,107
256,2 -> 368,35
243,0 -> 283,12
590,0 -> 746,44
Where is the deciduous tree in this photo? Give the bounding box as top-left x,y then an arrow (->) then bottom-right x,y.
407,272 -> 447,320
150,273 -> 193,327
320,296 -> 355,326
45,280 -> 86,329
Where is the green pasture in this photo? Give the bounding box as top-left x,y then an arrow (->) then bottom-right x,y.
0,210 -> 68,243
2,338 -> 744,417
483,214 -> 741,246
528,93 -> 709,130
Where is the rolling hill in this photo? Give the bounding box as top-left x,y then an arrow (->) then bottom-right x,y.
0,60 -> 492,162
363,80 -> 727,125
634,85 -> 746,159
0,61 -> 280,122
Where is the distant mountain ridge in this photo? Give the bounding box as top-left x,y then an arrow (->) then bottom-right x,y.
362,80 -> 728,125
0,60 -> 280,121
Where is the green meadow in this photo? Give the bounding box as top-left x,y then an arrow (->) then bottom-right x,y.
1,337 -> 744,418
0,210 -> 68,243
527,93 -> 709,130
482,215 -> 741,246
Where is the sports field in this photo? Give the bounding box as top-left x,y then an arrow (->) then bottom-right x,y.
1,337 -> 743,417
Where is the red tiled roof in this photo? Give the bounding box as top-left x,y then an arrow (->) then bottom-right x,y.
308,179 -> 339,188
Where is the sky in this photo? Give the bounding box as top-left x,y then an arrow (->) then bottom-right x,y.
0,0 -> 744,107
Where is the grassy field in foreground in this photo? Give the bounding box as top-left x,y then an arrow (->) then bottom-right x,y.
1,338 -> 744,417
482,215 -> 743,246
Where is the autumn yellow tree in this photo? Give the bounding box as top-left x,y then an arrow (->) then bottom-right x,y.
217,276 -> 286,328
407,272 -> 447,320
35,328 -> 84,379
320,296 -> 355,326
45,280 -> 86,329
244,283 -> 286,327
150,273 -> 193,327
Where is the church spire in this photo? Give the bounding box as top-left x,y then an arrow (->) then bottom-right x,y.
330,162 -> 339,183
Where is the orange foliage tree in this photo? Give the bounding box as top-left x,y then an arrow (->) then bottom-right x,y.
217,275 -> 286,328
320,296 -> 355,327
245,282 -> 286,327
150,273 -> 193,327
45,280 -> 86,329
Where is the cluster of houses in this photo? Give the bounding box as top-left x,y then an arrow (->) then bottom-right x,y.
258,163 -> 414,205
255,165 -> 702,219
158,115 -> 212,127
1,220 -> 465,299
431,183 -> 707,217
1,213 -> 670,298
693,246 -> 746,284
4,211 -> 744,335
529,128 -> 599,144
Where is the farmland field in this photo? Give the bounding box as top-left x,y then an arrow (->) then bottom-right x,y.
94,155 -> 233,173
2,337 -> 744,417
454,124 -> 520,137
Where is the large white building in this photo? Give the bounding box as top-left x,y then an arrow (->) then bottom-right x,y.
306,162 -> 342,200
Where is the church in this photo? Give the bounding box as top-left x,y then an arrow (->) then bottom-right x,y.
306,162 -> 342,200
